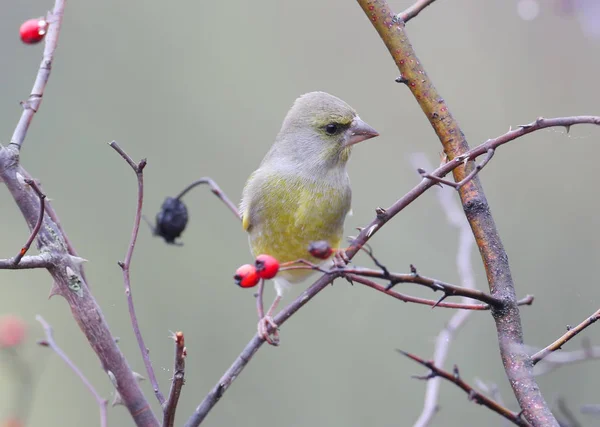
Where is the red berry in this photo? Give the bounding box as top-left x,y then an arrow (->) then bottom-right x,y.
20,18 -> 48,44
234,264 -> 260,288
0,315 -> 27,348
308,240 -> 333,259
255,254 -> 279,279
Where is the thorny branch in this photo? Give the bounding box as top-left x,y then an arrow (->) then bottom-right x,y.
110,141 -> 165,405
0,0 -> 158,424
398,350 -> 532,427
36,315 -> 108,427
357,0 -> 600,424
411,155 -> 479,427
184,113 -> 597,426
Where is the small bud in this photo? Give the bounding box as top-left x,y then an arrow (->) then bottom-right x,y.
234,264 -> 260,288
255,254 -> 279,279
308,241 -> 333,259
20,18 -> 48,44
154,197 -> 188,244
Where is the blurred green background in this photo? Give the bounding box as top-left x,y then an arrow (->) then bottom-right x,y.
1,0 -> 599,426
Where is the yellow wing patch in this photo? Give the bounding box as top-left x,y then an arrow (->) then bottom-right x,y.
242,209 -> 251,231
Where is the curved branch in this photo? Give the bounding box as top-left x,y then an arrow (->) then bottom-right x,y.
110,141 -> 165,405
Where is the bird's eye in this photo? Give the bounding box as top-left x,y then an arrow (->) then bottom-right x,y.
325,123 -> 338,134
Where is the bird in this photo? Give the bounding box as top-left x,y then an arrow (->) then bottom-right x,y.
240,91 -> 379,345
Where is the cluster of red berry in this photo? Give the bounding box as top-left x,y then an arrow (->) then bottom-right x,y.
234,240 -> 334,289
19,18 -> 48,44
234,254 -> 279,288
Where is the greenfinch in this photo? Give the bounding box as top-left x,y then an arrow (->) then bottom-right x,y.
240,91 -> 378,344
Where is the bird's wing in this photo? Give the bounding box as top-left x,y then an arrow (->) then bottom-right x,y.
240,170 -> 261,232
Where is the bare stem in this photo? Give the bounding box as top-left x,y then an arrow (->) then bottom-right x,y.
419,149 -> 495,190
10,0 -> 66,150
175,177 -> 240,221
398,349 -> 531,426
13,179 -> 46,265
36,315 -> 108,427
396,0 -> 438,23
163,331 -> 186,427
0,254 -> 51,270
110,141 -> 165,405
531,307 -> 600,365
413,156 -> 478,427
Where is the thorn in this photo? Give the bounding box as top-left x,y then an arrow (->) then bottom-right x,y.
467,390 -> 477,401
69,256 -> 88,266
395,76 -> 409,84
375,207 -> 387,220
452,364 -> 460,379
432,293 -> 448,308
564,125 -> 571,134
111,391 -> 124,407
16,172 -> 27,187
117,261 -> 125,269
365,224 -> 377,237
385,281 -> 396,291
48,281 -> 61,299
410,264 -> 418,275
132,371 -> 146,382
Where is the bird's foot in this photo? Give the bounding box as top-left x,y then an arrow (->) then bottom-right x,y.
332,249 -> 350,268
258,316 -> 280,346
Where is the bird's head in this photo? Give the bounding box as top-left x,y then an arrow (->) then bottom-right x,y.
268,91 -> 379,170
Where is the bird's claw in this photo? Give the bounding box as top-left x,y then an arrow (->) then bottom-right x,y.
258,316 -> 280,346
333,249 -> 350,268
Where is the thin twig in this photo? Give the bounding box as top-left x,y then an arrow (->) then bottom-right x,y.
175,177 -> 240,221
110,140 -> 165,405
531,308 -> 600,365
10,1 -> 66,150
347,274 -> 532,310
13,179 -> 46,265
163,331 -> 186,427
418,149 -> 495,190
413,153 -> 478,427
398,350 -> 531,427
0,254 -> 51,269
396,0 -> 438,23
343,268 -> 500,307
36,315 -> 108,427
532,340 -> 600,376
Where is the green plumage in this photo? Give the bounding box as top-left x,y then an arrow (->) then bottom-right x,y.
240,91 -> 378,293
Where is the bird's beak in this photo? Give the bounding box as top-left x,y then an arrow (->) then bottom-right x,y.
345,117 -> 379,147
